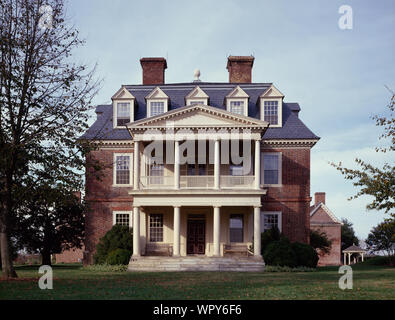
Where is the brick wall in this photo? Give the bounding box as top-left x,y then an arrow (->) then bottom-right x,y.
55,248 -> 84,263
261,147 -> 311,243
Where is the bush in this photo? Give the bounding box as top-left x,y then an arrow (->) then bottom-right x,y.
291,242 -> 319,268
261,226 -> 282,255
93,225 -> 133,264
84,264 -> 128,272
264,265 -> 316,272
263,238 -> 297,267
310,229 -> 332,255
106,248 -> 131,265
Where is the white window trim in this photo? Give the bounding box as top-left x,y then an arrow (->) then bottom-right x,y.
261,211 -> 282,232
112,211 -> 133,228
261,152 -> 282,187
186,98 -> 208,106
229,213 -> 245,244
113,100 -> 134,129
260,97 -> 282,128
113,152 -> 133,187
226,98 -> 248,117
148,213 -> 164,243
147,99 -> 168,118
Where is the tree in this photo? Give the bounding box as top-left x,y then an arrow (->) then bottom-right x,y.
15,185 -> 84,265
331,93 -> 394,215
366,219 -> 395,265
310,229 -> 332,256
0,0 -> 100,278
341,218 -> 359,251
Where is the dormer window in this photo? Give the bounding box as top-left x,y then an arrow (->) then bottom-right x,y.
185,86 -> 209,106
259,85 -> 284,128
226,86 -> 249,117
112,87 -> 135,129
146,87 -> 169,118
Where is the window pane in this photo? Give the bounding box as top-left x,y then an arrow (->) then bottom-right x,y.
150,101 -> 165,116
229,214 -> 243,242
190,100 -> 204,105
115,213 -> 130,227
149,164 -> 164,184
264,154 -> 279,184
230,101 -> 244,115
116,155 -> 130,184
264,101 -> 278,125
150,214 -> 163,242
230,165 -> 244,176
117,103 -> 130,126
264,214 -> 279,231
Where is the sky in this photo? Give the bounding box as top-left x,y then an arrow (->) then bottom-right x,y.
67,0 -> 394,240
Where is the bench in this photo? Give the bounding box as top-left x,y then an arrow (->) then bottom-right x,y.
145,243 -> 173,256
223,244 -> 252,257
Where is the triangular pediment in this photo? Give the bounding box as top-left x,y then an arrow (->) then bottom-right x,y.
226,85 -> 249,98
260,85 -> 284,98
112,87 -> 135,100
186,86 -> 209,99
128,104 -> 267,129
145,87 -> 169,99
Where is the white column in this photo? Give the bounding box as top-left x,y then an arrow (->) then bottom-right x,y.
254,139 -> 261,190
174,140 -> 180,189
133,140 -> 140,190
254,206 -> 261,257
343,253 -> 347,265
214,139 -> 220,189
213,206 -> 221,256
173,206 -> 180,256
133,206 -> 140,257
361,253 -> 364,262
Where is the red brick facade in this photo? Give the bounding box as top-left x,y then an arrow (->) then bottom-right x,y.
262,147 -> 311,243
140,57 -> 167,85
226,56 -> 254,83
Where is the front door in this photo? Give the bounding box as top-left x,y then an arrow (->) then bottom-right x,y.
187,219 -> 205,254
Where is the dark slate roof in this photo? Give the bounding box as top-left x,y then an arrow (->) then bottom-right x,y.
80,82 -> 319,141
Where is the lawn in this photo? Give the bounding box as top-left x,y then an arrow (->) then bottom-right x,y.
0,263 -> 394,300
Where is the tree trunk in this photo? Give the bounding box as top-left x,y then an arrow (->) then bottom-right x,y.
41,250 -> 52,266
0,230 -> 17,279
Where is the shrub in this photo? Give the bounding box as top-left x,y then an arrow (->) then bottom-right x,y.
93,225 -> 133,264
106,248 -> 131,265
263,238 -> 297,267
261,226 -> 282,255
291,242 -> 319,268
84,264 -> 128,272
264,265 -> 316,272
310,229 -> 332,255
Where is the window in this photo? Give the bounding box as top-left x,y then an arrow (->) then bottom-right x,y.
187,163 -> 206,175
189,100 -> 205,106
149,163 -> 164,184
150,101 -> 165,117
117,102 -> 131,126
261,212 -> 282,232
114,154 -> 132,185
229,214 -> 244,242
150,214 -> 163,242
263,153 -> 281,185
112,211 -> 132,228
264,101 -> 278,125
229,101 -> 245,115
230,165 -> 244,176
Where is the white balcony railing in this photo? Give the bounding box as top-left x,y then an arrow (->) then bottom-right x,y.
140,176 -> 174,189
220,175 -> 255,189
180,175 -> 214,189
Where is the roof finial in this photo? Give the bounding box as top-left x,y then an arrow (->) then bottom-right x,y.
193,69 -> 201,82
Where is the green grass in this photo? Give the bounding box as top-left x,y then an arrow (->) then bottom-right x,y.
0,263 -> 394,300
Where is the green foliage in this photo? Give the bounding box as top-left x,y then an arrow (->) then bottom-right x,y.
93,225 -> 133,264
263,238 -> 297,268
310,229 -> 332,255
106,249 -> 132,265
330,93 -> 394,214
366,219 -> 395,265
291,242 -> 319,268
357,256 -> 394,266
83,264 -> 128,272
264,265 -> 316,272
341,218 -> 359,251
261,226 -> 282,255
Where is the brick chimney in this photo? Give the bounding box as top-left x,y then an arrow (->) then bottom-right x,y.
140,57 -> 167,85
315,192 -> 326,205
226,56 -> 254,83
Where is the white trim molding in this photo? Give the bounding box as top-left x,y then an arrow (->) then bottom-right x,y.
146,87 -> 169,118
113,152 -> 134,187
262,139 -> 319,149
112,211 -> 133,228
185,86 -> 209,106
261,151 -> 282,187
226,85 -> 249,117
261,211 -> 282,232
259,84 -> 284,128
112,87 -> 135,129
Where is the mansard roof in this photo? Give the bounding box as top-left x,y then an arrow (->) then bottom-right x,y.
80,82 -> 320,141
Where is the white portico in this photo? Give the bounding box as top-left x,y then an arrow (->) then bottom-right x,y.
126,104 -> 268,260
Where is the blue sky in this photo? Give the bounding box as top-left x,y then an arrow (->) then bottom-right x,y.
68,0 -> 395,240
